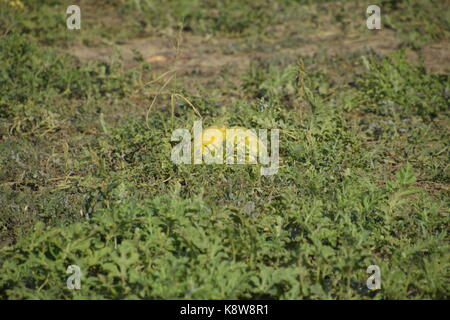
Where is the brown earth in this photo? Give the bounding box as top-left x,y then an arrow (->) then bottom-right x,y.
68,30 -> 449,80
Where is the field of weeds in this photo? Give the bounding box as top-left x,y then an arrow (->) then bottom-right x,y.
0,0 -> 449,299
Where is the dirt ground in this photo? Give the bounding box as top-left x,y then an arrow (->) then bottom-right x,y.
69,29 -> 449,79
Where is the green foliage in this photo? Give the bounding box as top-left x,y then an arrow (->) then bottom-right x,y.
0,0 -> 70,45
1,52 -> 449,299
381,0 -> 450,48
116,0 -> 286,36
0,32 -> 142,135
0,0 -> 448,300
356,52 -> 449,119
1,166 -> 448,299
